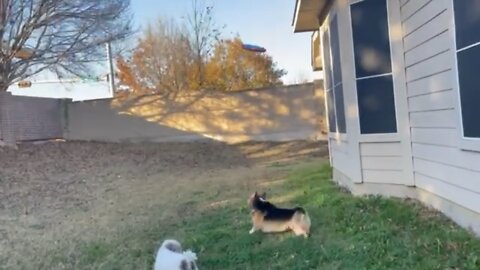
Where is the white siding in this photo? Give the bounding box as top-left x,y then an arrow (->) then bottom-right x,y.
405,50 -> 451,82
409,109 -> 456,128
401,0 -> 431,20
404,31 -> 450,67
406,69 -> 454,97
360,142 -> 404,184
362,156 -> 402,170
411,127 -> 457,147
408,89 -> 455,112
400,0 -> 411,8
401,0 -> 480,213
360,142 -> 401,156
403,10 -> 449,52
330,137 -> 351,178
415,173 -> 480,214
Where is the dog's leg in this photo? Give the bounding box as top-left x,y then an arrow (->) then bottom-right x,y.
291,224 -> 309,238
249,226 -> 257,234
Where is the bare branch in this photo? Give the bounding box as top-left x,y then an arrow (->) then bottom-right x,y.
0,0 -> 133,90
185,0 -> 223,88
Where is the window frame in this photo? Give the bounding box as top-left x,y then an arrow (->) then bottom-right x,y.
451,0 -> 480,152
349,0 -> 399,139
321,11 -> 347,138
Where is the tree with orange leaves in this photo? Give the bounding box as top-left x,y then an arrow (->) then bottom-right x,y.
118,33 -> 286,94
116,19 -> 194,97
205,37 -> 285,91
116,1 -> 286,95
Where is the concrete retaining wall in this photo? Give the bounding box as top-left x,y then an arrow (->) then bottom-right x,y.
65,83 -> 326,143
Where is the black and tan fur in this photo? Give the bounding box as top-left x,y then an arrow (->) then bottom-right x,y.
248,192 -> 311,238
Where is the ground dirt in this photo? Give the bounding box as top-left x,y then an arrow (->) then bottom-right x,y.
0,140 -> 327,269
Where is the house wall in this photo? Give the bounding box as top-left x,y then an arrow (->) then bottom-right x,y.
320,0 -> 480,234
329,136 -> 350,177
359,142 -> 404,184
323,1 -> 360,183
66,83 -> 327,143
322,0 -> 413,185
400,0 -> 480,214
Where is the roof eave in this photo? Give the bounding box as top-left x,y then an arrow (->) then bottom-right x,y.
292,0 -> 334,33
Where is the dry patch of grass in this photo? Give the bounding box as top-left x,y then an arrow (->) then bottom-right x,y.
0,140 -> 324,269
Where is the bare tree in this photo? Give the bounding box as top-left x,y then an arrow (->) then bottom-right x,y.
185,0 -> 223,89
0,0 -> 132,91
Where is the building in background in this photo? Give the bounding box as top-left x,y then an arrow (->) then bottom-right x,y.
8,74 -> 112,102
8,43 -> 115,102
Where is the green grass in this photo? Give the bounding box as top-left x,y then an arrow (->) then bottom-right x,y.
39,163 -> 480,269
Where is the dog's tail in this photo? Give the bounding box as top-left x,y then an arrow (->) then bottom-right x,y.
294,208 -> 311,233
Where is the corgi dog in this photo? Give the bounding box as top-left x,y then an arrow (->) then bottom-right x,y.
154,239 -> 199,270
247,192 -> 311,238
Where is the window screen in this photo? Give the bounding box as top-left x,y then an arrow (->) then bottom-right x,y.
351,0 -> 392,78
357,75 -> 396,134
330,15 -> 342,85
323,29 -> 336,133
326,88 -> 337,133
454,1 -> 480,138
334,83 -> 346,133
323,30 -> 332,92
351,0 -> 397,134
329,15 -> 347,133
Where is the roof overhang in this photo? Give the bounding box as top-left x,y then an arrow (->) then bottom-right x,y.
292,0 -> 334,33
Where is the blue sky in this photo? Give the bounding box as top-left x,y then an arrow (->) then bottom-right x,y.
130,0 -> 317,84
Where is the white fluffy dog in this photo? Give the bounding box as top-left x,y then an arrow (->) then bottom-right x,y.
154,239 -> 199,270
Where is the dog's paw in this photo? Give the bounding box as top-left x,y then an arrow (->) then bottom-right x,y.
183,250 -> 198,261
249,228 -> 256,234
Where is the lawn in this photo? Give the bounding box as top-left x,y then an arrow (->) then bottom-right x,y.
44,162 -> 480,270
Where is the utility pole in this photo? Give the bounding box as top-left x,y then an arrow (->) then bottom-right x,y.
106,42 -> 116,97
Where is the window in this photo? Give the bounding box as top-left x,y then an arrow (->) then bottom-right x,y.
330,16 -> 346,133
453,1 -> 480,139
356,75 -> 396,133
323,29 -> 336,133
350,0 -> 397,134
323,15 -> 347,134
